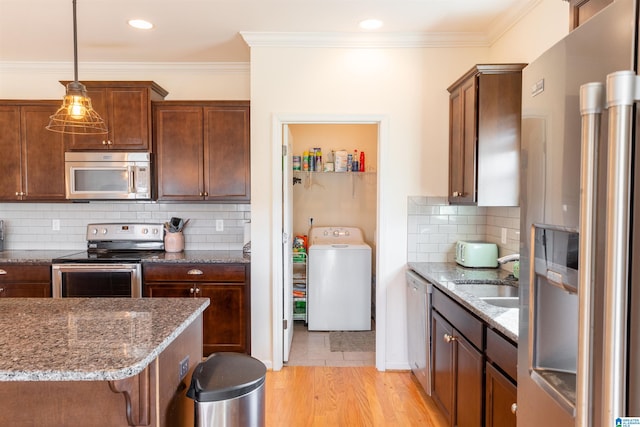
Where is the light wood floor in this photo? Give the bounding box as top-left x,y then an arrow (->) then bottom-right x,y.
265,366 -> 448,427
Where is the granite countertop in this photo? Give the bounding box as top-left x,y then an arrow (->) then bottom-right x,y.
0,250 -> 250,264
142,250 -> 250,264
408,262 -> 519,342
0,298 -> 209,382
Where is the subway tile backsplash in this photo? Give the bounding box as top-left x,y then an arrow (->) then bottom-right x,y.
0,202 -> 250,251
407,196 -> 520,270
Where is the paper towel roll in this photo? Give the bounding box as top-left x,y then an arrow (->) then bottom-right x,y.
243,221 -> 251,245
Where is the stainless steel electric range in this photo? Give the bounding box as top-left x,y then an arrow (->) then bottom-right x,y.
52,223 -> 165,298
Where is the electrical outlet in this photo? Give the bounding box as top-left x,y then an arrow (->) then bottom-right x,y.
179,355 -> 190,381
216,219 -> 224,232
52,219 -> 60,231
501,227 -> 507,244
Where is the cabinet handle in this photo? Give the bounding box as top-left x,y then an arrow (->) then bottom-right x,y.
0,269 -> 6,275
0,288 -> 4,293
444,333 -> 457,343
102,140 -> 107,145
190,287 -> 196,294
187,269 -> 203,275
511,403 -> 518,415
452,191 -> 459,197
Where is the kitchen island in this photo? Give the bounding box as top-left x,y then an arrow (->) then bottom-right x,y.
0,297 -> 209,427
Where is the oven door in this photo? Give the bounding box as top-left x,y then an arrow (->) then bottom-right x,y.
52,263 -> 142,298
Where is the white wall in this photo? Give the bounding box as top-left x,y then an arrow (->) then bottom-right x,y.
250,45 -> 490,368
0,63 -> 250,100
490,0 -> 569,63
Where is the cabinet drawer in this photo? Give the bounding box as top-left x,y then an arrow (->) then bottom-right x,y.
432,287 -> 483,349
0,264 -> 51,283
143,263 -> 245,282
486,328 -> 518,381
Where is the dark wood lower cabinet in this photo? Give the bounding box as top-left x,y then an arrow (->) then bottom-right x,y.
0,264 -> 51,297
431,310 -> 483,427
485,363 -> 517,427
143,263 -> 250,356
431,287 -> 517,427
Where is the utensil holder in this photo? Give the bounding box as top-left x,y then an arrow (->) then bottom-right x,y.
165,231 -> 184,253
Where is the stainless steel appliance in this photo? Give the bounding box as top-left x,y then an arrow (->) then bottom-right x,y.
52,223 -> 164,298
65,152 -> 152,200
406,270 -> 432,395
519,0 -> 640,424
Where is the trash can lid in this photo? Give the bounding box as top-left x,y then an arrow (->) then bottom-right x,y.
187,352 -> 267,402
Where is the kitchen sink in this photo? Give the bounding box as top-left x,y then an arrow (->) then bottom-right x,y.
479,296 -> 519,309
455,283 -> 519,298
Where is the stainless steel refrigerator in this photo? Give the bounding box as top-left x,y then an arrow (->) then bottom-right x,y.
518,0 -> 640,425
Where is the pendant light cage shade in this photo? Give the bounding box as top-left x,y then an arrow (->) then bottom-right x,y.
46,0 -> 108,135
46,82 -> 108,134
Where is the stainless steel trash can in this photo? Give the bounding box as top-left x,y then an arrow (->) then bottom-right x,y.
187,352 -> 266,427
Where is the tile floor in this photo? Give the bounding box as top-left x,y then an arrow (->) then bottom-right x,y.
285,321 -> 376,367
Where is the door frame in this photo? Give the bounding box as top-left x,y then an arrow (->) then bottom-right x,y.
271,113 -> 389,371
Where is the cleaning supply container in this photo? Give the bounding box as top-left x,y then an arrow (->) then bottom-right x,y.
187,352 -> 266,427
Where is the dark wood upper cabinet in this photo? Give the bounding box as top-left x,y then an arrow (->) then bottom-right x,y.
0,101 -> 66,201
447,64 -> 525,206
153,101 -> 250,202
64,81 -> 168,151
569,0 -> 613,30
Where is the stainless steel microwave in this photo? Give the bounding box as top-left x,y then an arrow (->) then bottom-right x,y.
65,152 -> 152,200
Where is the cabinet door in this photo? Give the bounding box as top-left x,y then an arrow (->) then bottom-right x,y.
154,106 -> 204,200
0,106 -> 22,200
199,283 -> 247,355
455,334 -> 483,427
432,311 -> 455,426
0,283 -> 51,298
108,87 -> 149,150
203,106 -> 250,201
21,105 -> 66,200
485,363 -> 517,427
448,76 -> 477,205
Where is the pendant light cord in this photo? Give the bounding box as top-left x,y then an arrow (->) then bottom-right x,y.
72,0 -> 79,83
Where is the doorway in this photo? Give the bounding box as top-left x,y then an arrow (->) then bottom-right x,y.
285,123 -> 378,366
271,114 -> 388,372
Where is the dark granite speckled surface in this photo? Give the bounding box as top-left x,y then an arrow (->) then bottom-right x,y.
408,262 -> 519,342
0,249 -> 250,264
0,298 -> 209,381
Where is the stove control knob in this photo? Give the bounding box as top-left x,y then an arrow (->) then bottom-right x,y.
142,228 -> 149,235
91,228 -> 98,235
101,228 -> 108,235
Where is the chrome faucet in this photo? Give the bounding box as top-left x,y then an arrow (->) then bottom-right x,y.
497,253 -> 520,264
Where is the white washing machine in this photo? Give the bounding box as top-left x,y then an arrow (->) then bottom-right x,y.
307,226 -> 371,331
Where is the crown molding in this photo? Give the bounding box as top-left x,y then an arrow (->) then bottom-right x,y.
0,61 -> 250,74
241,31 -> 491,48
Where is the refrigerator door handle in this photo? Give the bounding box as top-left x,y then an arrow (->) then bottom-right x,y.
576,82 -> 604,427
601,70 -> 638,425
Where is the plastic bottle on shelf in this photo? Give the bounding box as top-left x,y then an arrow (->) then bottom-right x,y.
309,148 -> 316,171
315,149 -> 323,173
352,149 -> 359,172
360,151 -> 365,172
347,154 -> 353,172
303,151 -> 309,171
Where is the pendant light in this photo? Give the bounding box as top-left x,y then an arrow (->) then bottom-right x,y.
46,0 -> 108,134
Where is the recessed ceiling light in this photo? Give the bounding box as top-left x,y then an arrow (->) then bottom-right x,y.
128,19 -> 154,30
359,19 -> 383,30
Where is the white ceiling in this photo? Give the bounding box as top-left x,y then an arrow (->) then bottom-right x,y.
0,0 -> 540,63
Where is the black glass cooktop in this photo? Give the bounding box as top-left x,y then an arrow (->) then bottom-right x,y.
52,250 -> 164,263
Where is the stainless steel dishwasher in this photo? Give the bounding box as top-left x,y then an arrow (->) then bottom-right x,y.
406,269 -> 432,395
